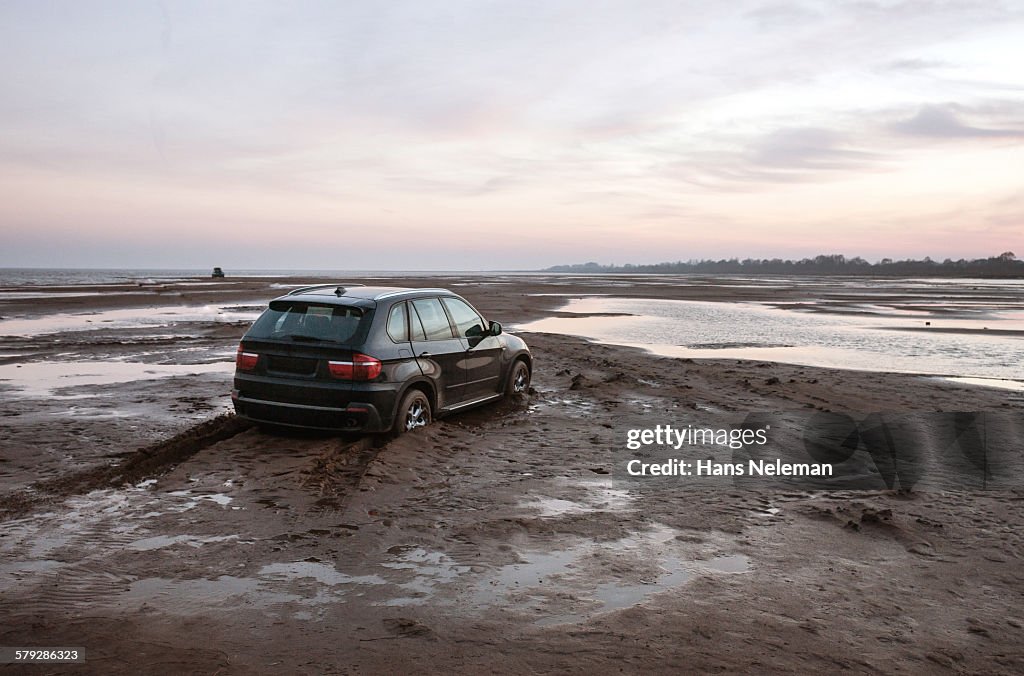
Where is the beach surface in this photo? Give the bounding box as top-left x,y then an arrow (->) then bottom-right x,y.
1,275 -> 1022,674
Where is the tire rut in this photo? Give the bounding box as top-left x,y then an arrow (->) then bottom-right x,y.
1,414 -> 253,519
300,434 -> 386,514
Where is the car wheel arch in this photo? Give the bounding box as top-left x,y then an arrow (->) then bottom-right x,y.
392,378 -> 436,422
508,351 -> 532,375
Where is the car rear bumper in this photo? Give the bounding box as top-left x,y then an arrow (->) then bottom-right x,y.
231,390 -> 386,432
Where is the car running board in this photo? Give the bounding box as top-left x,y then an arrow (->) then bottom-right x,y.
438,393 -> 503,413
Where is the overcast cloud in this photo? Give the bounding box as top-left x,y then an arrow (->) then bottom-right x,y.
0,0 -> 1021,269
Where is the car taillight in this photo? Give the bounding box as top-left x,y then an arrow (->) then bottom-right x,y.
236,346 -> 259,371
328,353 -> 382,380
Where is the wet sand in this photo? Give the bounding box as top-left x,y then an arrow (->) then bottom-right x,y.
1,275 -> 1022,674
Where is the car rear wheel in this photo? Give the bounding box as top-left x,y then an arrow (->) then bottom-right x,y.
393,389 -> 431,436
505,360 -> 530,397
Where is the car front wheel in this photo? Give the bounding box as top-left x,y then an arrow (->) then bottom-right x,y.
393,389 -> 432,436
505,360 -> 530,397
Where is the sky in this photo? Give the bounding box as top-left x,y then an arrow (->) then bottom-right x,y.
0,0 -> 1021,270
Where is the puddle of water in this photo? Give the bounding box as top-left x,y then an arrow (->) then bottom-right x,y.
0,304 -> 263,338
617,522 -> 678,547
0,360 -> 232,399
519,296 -> 1024,382
202,494 -> 233,507
625,395 -> 658,412
519,478 -> 634,517
547,559 -> 694,626
53,405 -> 134,418
523,498 -> 589,517
118,562 -> 392,614
379,547 -> 472,606
126,576 -> 283,609
0,291 -> 155,300
473,522 -> 751,625
258,561 -> 388,588
63,489 -> 134,517
600,565 -> 688,605
472,549 -> 579,607
0,489 -> 157,562
938,376 -> 1024,392
528,396 -> 600,418
523,293 -> 613,297
126,534 -> 240,552
583,478 -> 633,508
165,490 -> 235,512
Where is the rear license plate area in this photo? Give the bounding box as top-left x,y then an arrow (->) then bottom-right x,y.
266,355 -> 318,375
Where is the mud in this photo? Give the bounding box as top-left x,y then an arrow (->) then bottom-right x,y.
1,275 -> 1022,674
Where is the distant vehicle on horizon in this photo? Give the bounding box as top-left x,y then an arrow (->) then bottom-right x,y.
231,284 -> 532,435
211,267 -> 225,278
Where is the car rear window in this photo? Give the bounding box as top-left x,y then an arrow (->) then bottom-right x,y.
247,301 -> 367,344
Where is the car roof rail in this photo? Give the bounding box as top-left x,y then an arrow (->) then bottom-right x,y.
373,287 -> 451,300
286,283 -> 366,297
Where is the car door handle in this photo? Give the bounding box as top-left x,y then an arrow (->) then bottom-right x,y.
419,351 -> 430,358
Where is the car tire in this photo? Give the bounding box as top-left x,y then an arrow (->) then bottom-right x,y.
393,389 -> 432,436
505,360 -> 530,397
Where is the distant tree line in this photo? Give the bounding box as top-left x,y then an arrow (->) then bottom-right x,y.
544,252 -> 1023,277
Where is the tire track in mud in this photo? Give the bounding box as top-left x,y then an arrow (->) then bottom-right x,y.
299,434 -> 386,513
2,394 -> 493,626
0,414 -> 253,519
1,431 -> 387,621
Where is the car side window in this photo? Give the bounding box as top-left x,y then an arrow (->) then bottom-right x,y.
441,297 -> 485,339
410,298 -> 455,341
387,301 -> 409,343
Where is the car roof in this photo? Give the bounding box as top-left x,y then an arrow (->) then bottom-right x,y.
274,284 -> 457,305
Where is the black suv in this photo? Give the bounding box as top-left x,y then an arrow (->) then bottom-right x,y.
231,284 -> 531,434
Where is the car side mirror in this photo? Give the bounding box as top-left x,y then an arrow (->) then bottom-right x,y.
465,323 -> 485,349
489,321 -> 502,336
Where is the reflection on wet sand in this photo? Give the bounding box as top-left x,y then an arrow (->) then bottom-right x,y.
0,303 -> 262,337
0,360 -> 233,399
519,294 -> 1024,387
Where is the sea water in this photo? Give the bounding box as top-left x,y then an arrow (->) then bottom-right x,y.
519,287 -> 1024,387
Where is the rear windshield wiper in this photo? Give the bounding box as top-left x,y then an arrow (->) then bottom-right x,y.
286,334 -> 324,342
